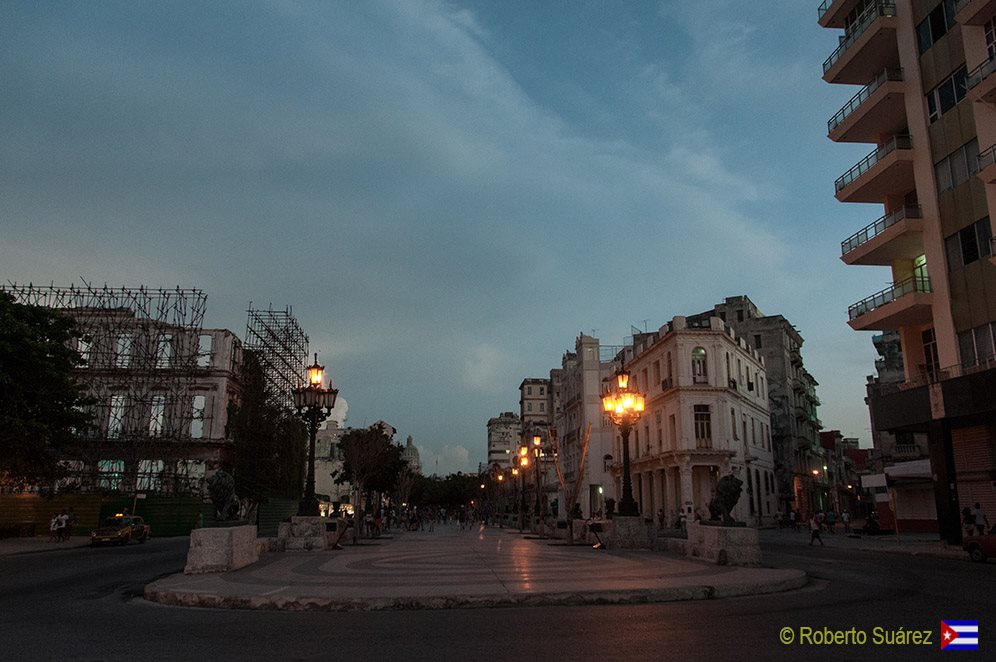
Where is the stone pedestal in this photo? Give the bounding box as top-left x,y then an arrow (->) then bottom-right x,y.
277,516 -> 328,552
686,522 -> 762,566
605,515 -> 653,549
184,525 -> 259,574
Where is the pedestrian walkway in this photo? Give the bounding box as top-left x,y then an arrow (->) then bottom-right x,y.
145,523 -> 806,611
0,535 -> 91,556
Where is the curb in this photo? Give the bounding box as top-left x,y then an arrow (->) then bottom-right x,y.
856,546 -> 966,562
143,569 -> 808,612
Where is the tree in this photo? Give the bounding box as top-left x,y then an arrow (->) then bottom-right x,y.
0,292 -> 92,487
337,424 -> 405,539
227,350 -> 306,518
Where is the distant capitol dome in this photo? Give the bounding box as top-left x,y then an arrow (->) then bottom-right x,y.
402,435 -> 421,475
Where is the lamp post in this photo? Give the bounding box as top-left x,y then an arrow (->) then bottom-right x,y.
516,451 -> 529,531
532,434 -> 543,520
292,354 -> 339,517
601,364 -> 645,518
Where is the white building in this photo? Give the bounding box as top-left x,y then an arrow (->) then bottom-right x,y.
616,316 -> 777,526
486,412 -> 521,469
402,435 -> 421,475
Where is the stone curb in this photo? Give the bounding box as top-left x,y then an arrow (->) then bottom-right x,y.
143,569 -> 807,612
856,546 -> 966,561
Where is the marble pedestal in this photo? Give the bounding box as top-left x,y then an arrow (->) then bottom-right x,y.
686,522 -> 762,566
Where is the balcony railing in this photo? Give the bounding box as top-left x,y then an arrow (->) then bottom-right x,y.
967,53 -> 996,90
841,205 -> 922,255
835,134 -> 912,192
980,144 -> 996,171
848,275 -> 931,320
828,68 -> 903,134
817,0 -> 833,20
823,1 -> 897,74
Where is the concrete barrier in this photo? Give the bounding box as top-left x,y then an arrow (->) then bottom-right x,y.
184,525 -> 259,574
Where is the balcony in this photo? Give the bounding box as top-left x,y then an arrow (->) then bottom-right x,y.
841,205 -> 924,265
967,55 -> 996,104
828,68 -> 905,142
980,144 -> 996,184
847,276 -> 933,331
818,0 -> 867,28
823,2 -> 899,85
954,0 -> 996,25
835,135 -> 914,203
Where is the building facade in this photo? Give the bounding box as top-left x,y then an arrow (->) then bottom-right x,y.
486,411 -> 521,469
819,0 -> 996,543
612,317 -> 777,526
689,296 -> 825,517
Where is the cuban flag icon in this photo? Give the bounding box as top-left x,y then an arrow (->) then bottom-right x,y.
941,621 -> 979,651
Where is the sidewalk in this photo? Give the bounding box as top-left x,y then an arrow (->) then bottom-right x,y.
0,535 -> 92,556
145,524 -> 806,611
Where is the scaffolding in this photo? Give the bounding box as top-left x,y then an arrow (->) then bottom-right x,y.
244,304 -> 308,408
3,281 -> 210,494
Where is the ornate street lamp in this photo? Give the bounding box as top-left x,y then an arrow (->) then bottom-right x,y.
292,354 -> 339,517
601,363 -> 645,517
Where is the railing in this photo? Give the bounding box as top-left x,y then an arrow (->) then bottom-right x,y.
979,144 -> 996,171
967,53 -> 996,90
823,2 -> 897,74
828,68 -> 903,134
817,0 -> 833,21
835,134 -> 912,192
848,275 -> 931,320
873,355 -> 996,395
841,205 -> 922,255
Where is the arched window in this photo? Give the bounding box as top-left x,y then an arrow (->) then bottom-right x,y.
692,347 -> 708,383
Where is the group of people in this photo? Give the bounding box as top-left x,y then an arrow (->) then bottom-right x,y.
962,503 -> 991,538
47,508 -> 76,542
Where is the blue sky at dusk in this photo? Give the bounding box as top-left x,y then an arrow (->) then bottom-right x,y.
2,1 -> 887,474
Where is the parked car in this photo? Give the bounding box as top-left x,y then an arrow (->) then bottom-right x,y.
963,534 -> 996,563
90,515 -> 150,546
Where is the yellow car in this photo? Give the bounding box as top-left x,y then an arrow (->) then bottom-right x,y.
90,515 -> 151,545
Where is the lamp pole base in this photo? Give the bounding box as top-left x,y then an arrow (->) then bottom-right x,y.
616,498 -> 639,517
297,495 -> 320,517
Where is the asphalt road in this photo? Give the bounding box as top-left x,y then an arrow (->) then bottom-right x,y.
1,533 -> 993,661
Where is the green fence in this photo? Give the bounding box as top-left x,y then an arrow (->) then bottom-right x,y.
257,498 -> 299,537
0,494 -> 205,538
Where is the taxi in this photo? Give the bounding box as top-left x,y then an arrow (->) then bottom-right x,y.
90,514 -> 151,545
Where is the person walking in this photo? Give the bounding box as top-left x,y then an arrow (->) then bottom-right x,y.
48,512 -> 60,542
962,506 -> 976,539
826,510 -> 837,534
55,509 -> 69,542
973,503 -> 990,535
809,515 -> 824,546
841,509 -> 851,534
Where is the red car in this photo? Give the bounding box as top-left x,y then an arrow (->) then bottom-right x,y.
963,534 -> 996,563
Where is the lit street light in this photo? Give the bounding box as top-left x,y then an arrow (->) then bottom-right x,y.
292,354 -> 339,517
601,364 -> 645,517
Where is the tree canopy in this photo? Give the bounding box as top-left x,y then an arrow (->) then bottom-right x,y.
0,292 -> 92,486
337,424 -> 406,501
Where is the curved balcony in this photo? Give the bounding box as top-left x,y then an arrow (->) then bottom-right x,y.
828,68 -> 905,142
848,276 -> 933,331
841,206 -> 924,265
823,2 -> 899,85
967,54 -> 996,104
835,135 -> 914,203
954,0 -> 996,25
979,144 -> 996,184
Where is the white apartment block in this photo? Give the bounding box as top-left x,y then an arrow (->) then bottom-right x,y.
487,411 -> 521,469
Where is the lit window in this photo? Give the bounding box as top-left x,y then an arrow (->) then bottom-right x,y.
692,347 -> 708,384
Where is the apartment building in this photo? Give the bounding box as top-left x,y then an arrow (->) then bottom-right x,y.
613,317 -> 777,526
819,0 -> 996,543
689,296 -> 826,517
486,412 -> 521,469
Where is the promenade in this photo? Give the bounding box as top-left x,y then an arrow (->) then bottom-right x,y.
145,522 -> 805,611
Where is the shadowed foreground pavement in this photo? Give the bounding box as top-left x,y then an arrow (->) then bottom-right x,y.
145,523 -> 805,610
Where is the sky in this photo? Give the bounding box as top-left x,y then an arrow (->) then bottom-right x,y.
1,1 -> 890,475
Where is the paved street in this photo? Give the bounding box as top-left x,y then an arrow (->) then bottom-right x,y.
1,527 -> 994,661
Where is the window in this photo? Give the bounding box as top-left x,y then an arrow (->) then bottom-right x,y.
959,323 -> 996,366
736,310 -> 744,322
539,402 -> 545,412
539,387 -> 544,395
156,334 -> 173,368
668,414 -> 676,451
692,347 -> 708,383
197,334 -> 212,368
526,386 -> 532,395
935,139 -> 980,193
927,66 -> 968,123
693,405 -> 711,447
917,1 -> 957,54
136,459 -> 164,491
108,395 -> 126,438
754,335 -> 762,350
116,334 -> 131,368
149,395 -> 165,436
731,408 -> 738,439
652,360 -> 660,384
191,395 -> 206,439
945,217 -> 992,270
97,459 -> 124,491
77,336 -> 92,366
922,329 -> 940,382
527,403 -> 532,412
986,18 -> 995,59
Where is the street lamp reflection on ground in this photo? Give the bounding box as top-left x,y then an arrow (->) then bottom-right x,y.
292,354 -> 339,517
601,363 -> 645,518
